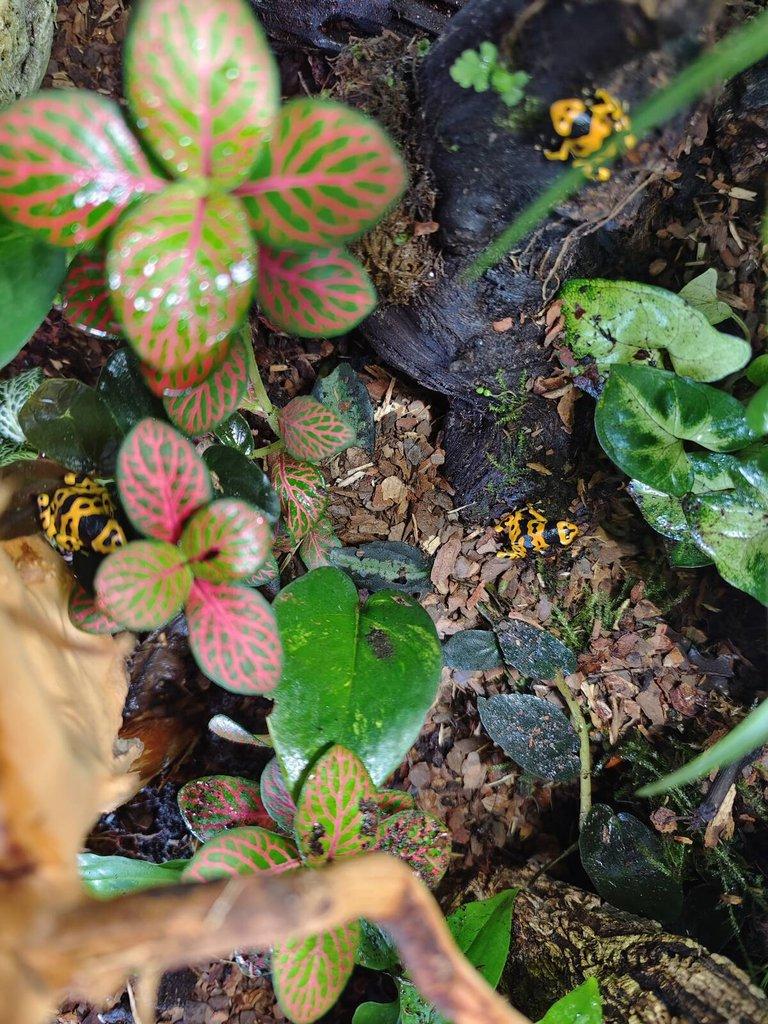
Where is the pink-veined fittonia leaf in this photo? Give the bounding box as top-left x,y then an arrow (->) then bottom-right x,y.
68,583 -> 121,636
257,246 -> 376,338
373,810 -> 451,888
260,757 -> 297,834
125,0 -> 278,188
117,418 -> 212,543
0,91 -> 165,246
269,453 -> 327,542
178,775 -> 273,842
244,551 -> 280,588
299,516 -> 340,570
180,498 -> 272,583
182,825 -> 301,883
107,184 -> 255,373
60,252 -> 121,338
94,540 -> 193,631
294,745 -> 374,867
237,98 -> 407,251
278,395 -> 356,464
163,335 -> 248,435
141,338 -> 232,397
371,789 -> 416,815
186,579 -> 282,694
272,922 -> 360,1024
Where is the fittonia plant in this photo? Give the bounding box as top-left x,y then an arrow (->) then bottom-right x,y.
179,745 -> 451,1024
0,0 -> 405,378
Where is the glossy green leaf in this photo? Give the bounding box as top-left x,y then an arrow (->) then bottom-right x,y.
0,219 -> 65,368
561,279 -> 750,382
374,810 -> 451,887
294,744 -> 374,866
746,382 -> 768,436
215,413 -> 255,456
78,853 -> 187,899
183,825 -> 301,882
270,567 -> 442,790
494,619 -> 577,679
689,451 -> 744,494
125,0 -> 278,187
95,540 -> 193,630
627,481 -> 689,541
269,453 -> 327,541
595,365 -> 754,497
537,978 -> 602,1024
666,539 -> 713,568
579,804 -> 682,924
180,498 -> 272,582
328,541 -> 432,594
640,697 -> 768,795
204,443 -> 280,523
178,776 -> 273,842
352,1001 -> 400,1024
677,268 -> 731,325
355,920 -> 399,971
477,694 -> 579,782
19,379 -> 122,475
447,888 -> 517,988
746,354 -> 768,387
97,348 -> 165,435
273,923 -> 360,1024
312,363 -> 376,456
684,484 -> 768,604
0,368 -> 43,444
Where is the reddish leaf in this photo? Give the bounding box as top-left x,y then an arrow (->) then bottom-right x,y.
141,339 -> 232,397
186,579 -> 282,694
95,540 -> 193,631
0,90 -> 164,246
257,246 -> 376,338
273,922 -> 360,1024
68,583 -> 121,636
372,789 -> 416,815
118,418 -> 212,543
178,775 -> 273,842
237,99 -> 406,250
269,453 -> 327,542
260,757 -> 297,834
294,745 -> 374,866
180,498 -> 272,583
182,826 -> 301,882
125,0 -> 278,188
278,396 -> 356,464
299,516 -> 340,570
373,810 -> 451,887
163,336 -> 248,435
107,184 -> 255,372
60,252 -> 121,338
245,552 -> 280,587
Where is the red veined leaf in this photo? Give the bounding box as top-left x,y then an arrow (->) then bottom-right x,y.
273,922 -> 360,1024
68,583 -> 121,636
260,757 -> 297,834
178,775 -> 273,842
373,810 -> 451,888
371,789 -> 416,815
107,184 -> 255,373
237,99 -> 406,250
278,396 -> 356,464
180,498 -> 272,583
118,418 -> 212,543
141,338 -> 232,397
299,516 -> 340,570
294,745 -> 374,866
60,252 -> 121,338
94,540 -> 193,631
163,336 -> 248,435
257,246 -> 376,338
182,826 -> 301,882
269,453 -> 327,541
0,90 -> 165,247
186,579 -> 282,694
244,551 -> 280,587
125,0 -> 278,188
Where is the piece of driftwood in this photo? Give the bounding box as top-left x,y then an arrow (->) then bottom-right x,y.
457,869 -> 768,1024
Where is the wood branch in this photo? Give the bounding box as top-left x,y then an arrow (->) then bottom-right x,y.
20,854 -> 531,1024
457,869 -> 768,1024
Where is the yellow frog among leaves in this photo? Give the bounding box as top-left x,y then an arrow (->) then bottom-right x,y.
495,505 -> 580,561
37,473 -> 126,556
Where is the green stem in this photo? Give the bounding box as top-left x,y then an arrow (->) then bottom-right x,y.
251,440 -> 284,460
242,333 -> 279,432
466,7 -> 768,279
554,671 -> 592,828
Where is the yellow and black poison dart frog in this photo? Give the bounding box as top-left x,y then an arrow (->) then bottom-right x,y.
495,506 -> 580,561
37,473 -> 126,556
544,89 -> 634,181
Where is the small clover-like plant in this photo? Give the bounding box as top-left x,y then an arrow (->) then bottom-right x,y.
181,745 -> 451,1024
0,0 -> 406,378
450,42 -> 530,108
89,417 -> 282,695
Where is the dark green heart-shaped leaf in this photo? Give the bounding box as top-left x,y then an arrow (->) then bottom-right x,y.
356,921 -> 399,972
579,804 -> 682,924
442,629 -> 504,671
215,413 -> 255,456
313,363 -> 376,455
495,619 -> 577,679
270,568 -> 442,790
328,541 -> 432,594
19,379 -> 122,475
477,694 -> 579,782
667,539 -> 713,568
595,365 -> 754,497
78,853 -> 187,900
97,348 -> 165,435
204,444 -> 280,524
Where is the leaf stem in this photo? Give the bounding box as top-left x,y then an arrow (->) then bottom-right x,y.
242,330 -> 279,432
251,440 -> 284,460
554,671 -> 592,827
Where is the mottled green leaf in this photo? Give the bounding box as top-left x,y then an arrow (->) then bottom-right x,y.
442,629 -> 504,671
312,364 -> 376,455
494,619 -> 577,679
677,268 -> 731,325
328,541 -> 432,594
0,368 -> 43,443
355,920 -> 399,971
478,694 -> 579,782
